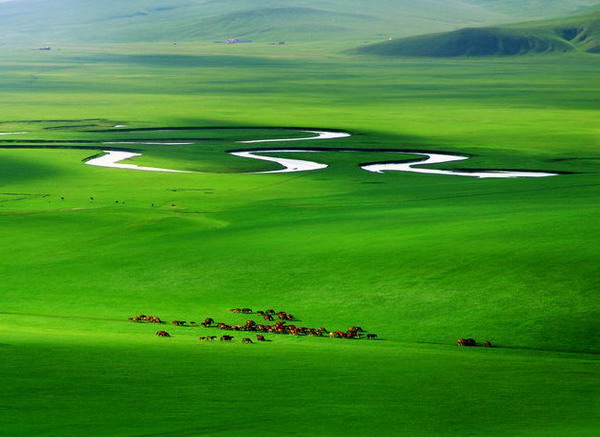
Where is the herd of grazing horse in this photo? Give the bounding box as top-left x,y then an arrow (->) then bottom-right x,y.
214,308 -> 378,341
131,310 -> 494,347
129,308 -> 379,343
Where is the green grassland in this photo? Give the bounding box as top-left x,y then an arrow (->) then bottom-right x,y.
0,42 -> 599,436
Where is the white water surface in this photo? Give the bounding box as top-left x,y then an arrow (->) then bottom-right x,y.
86,151 -> 192,173
229,150 -> 328,174
103,141 -> 195,145
361,152 -> 559,178
0,132 -> 26,135
238,130 -> 350,144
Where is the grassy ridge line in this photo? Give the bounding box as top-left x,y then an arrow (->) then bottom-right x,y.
353,11 -> 600,57
467,0 -> 600,17
0,0 -> 530,44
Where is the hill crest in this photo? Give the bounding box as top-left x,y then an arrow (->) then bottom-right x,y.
353,12 -> 600,57
1,0 -> 599,44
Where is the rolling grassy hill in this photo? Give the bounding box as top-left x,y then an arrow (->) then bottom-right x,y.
0,0 -> 599,44
354,11 -> 600,57
0,1 -> 598,436
0,42 -> 598,435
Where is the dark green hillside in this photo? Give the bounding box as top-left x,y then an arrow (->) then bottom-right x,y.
355,28 -> 573,57
354,12 -> 600,57
530,11 -> 600,52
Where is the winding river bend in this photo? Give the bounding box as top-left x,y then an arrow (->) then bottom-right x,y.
2,127 -> 561,178
86,151 -> 192,173
360,152 -> 559,179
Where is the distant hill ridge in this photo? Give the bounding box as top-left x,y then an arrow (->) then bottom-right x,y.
353,11 -> 600,57
0,0 -> 599,44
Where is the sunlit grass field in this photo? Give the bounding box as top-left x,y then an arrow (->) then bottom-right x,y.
0,43 -> 598,436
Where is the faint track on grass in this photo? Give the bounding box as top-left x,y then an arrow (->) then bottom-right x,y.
0,311 -> 127,324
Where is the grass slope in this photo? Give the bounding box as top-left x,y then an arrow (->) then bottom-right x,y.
0,0 -> 544,44
0,44 -> 598,435
468,0 -> 600,17
355,11 -> 600,57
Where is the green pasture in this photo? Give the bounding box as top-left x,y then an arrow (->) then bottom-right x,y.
0,44 -> 598,436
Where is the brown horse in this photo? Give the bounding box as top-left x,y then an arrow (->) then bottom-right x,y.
366,334 -> 377,340
242,337 -> 253,344
457,338 -> 477,347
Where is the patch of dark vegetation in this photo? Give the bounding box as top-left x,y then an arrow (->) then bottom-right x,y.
86,126 -> 350,134
226,147 -> 472,156
559,27 -> 582,40
98,137 -> 211,142
44,124 -> 102,130
81,152 -> 106,163
0,145 -> 138,152
0,140 -> 99,144
452,167 -> 575,175
549,157 -> 600,162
